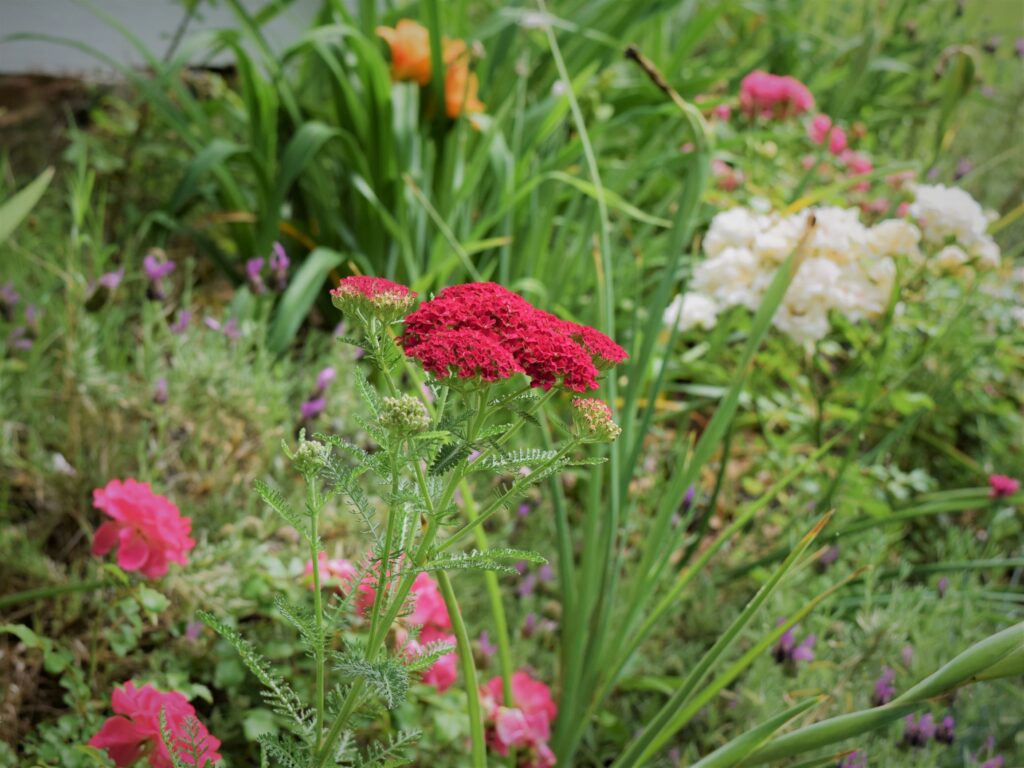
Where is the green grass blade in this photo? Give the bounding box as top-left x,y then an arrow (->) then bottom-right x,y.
0,167 -> 53,244
690,697 -> 823,768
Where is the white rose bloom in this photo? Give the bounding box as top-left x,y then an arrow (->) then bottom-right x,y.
909,184 -> 990,246
755,214 -> 806,263
693,246 -> 765,309
971,236 -> 1001,269
804,207 -> 870,264
772,305 -> 831,344
702,208 -> 765,257
663,292 -> 718,331
934,245 -> 970,273
785,257 -> 844,316
868,219 -> 921,258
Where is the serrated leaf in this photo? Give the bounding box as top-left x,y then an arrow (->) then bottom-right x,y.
254,480 -> 309,542
429,442 -> 472,476
474,449 -> 560,472
334,653 -> 409,710
420,548 -> 547,575
354,367 -> 384,417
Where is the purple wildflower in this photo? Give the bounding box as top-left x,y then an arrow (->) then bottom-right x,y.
169,310 -> 192,335
270,242 -> 290,289
24,304 -> 40,330
773,621 -> 815,668
420,382 -> 435,403
538,563 -> 555,583
315,366 -> 336,393
1016,38 -> 1024,58
143,251 -> 176,299
301,397 -> 327,421
467,449 -> 482,464
819,544 -> 840,570
479,631 -> 497,658
184,621 -> 203,642
938,577 -> 949,598
98,268 -> 125,291
246,257 -> 267,294
980,757 -> 1004,768
518,573 -> 538,598
872,666 -> 896,706
837,751 -> 867,768
0,282 -> 19,321
682,485 -> 696,511
8,326 -> 33,350
517,502 -> 531,518
522,612 -> 538,637
903,713 -> 935,747
514,560 -> 530,575
935,714 -> 955,745
901,645 -> 914,667
222,319 -> 241,340
955,159 -> 974,180
153,377 -> 169,405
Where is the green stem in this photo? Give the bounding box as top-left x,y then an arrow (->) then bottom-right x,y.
307,477 -> 325,751
437,571 -> 487,767
0,579 -> 107,610
436,442 -> 579,553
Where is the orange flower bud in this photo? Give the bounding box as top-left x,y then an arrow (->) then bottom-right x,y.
376,19 -> 432,85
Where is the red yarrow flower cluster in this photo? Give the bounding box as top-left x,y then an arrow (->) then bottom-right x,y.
740,70 -> 814,119
304,556 -> 458,692
92,479 -> 195,579
481,670 -> 558,767
88,682 -> 221,768
989,474 -> 1020,499
400,282 -> 626,392
330,275 -> 417,323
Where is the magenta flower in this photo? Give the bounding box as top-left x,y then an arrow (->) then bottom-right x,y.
270,242 -> 290,289
246,257 -> 266,294
142,252 -> 176,299
300,397 -> 327,421
937,576 -> 949,598
903,713 -> 936,747
315,367 -> 336,393
936,714 -> 955,744
98,268 -> 125,291
872,666 -> 896,706
88,681 -> 220,768
91,479 -> 195,579
0,281 -> 19,321
772,622 -> 815,667
169,310 -> 191,335
988,474 -> 1020,499
480,670 -> 557,767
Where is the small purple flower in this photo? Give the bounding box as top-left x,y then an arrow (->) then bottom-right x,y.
301,397 -> 327,421
872,666 -> 896,706
538,563 -> 555,583
682,485 -> 696,512
98,268 -> 125,291
518,573 -> 538,598
519,466 -> 532,477
24,304 -> 40,330
935,714 -> 954,745
792,634 -> 816,662
517,502 -> 531,518
315,366 -> 336,394
467,450 -> 482,464
954,159 -> 973,180
901,645 -> 914,667
1016,38 -> 1024,59
153,377 -> 168,405
522,612 -> 538,637
479,631 -> 497,658
143,251 -> 176,299
938,577 -> 949,598
0,282 -> 19,321
903,713 -> 935,747
819,544 -> 840,569
169,310 -> 192,335
981,757 -> 1005,768
514,560 -> 530,575
270,242 -> 290,290
773,621 -> 815,668
8,326 -> 33,350
184,621 -> 203,642
246,257 -> 267,294
420,382 -> 435,403
222,319 -> 241,340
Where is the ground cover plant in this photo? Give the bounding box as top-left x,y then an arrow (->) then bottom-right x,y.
1,0 -> 1022,766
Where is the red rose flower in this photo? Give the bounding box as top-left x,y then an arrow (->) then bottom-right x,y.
89,682 -> 221,768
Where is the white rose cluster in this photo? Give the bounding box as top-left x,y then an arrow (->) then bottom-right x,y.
664,205 -> 922,345
908,184 -> 1001,270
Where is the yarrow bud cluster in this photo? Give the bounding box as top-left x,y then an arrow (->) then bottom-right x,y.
399,282 -> 627,391
289,433 -> 330,475
379,394 -> 432,434
330,276 -> 417,324
571,397 -> 622,443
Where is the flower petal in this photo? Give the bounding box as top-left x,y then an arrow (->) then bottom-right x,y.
92,521 -> 121,557
116,528 -> 150,573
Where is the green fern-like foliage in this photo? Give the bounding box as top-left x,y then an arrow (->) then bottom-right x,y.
196,610 -> 315,737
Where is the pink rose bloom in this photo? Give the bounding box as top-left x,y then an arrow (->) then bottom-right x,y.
88,681 -> 221,768
989,474 -> 1020,499
304,552 -> 359,592
740,70 -> 814,119
481,670 -> 558,765
713,103 -> 732,121
407,571 -> 452,629
92,479 -> 194,579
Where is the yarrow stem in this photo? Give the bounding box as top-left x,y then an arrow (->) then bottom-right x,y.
307,473 -> 325,752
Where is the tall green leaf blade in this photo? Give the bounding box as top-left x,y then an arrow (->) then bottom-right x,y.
0,167 -> 54,244
267,248 -> 344,353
